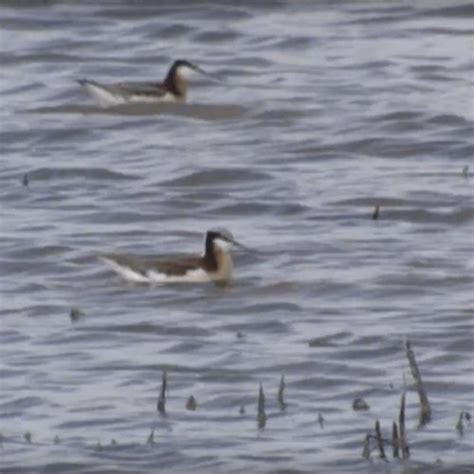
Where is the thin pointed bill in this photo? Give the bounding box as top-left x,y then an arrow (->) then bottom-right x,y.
193,65 -> 223,83
230,239 -> 255,253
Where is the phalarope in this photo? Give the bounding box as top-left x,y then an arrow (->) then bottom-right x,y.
77,59 -> 209,107
100,229 -> 245,285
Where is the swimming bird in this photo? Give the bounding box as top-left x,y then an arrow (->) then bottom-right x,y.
77,59 -> 207,107
100,229 -> 245,285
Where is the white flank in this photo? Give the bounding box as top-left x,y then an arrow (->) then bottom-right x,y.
100,257 -> 149,282
100,257 -> 214,284
127,92 -> 176,104
82,83 -> 177,107
82,83 -> 126,107
146,268 -> 211,283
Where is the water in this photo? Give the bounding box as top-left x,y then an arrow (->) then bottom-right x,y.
1,1 -> 473,472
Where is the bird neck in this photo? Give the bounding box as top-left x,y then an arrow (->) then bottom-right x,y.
203,238 -> 233,280
164,68 -> 187,99
213,248 -> 233,281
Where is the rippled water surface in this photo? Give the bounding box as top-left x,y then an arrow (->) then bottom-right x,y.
1,1 -> 473,473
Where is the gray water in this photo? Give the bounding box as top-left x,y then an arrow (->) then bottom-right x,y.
1,1 -> 473,473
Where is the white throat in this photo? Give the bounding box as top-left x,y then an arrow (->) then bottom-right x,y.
213,238 -> 233,253
176,65 -> 195,80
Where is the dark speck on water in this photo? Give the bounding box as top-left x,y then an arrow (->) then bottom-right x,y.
70,307 -> 83,322
318,413 -> 325,429
146,430 -> 155,445
1,0 -> 473,473
352,398 -> 370,411
186,395 -> 197,411
372,205 -> 380,220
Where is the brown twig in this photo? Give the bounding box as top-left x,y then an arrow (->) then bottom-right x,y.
362,434 -> 371,459
375,420 -> 386,459
362,433 -> 400,460
277,375 -> 286,410
157,370 -> 167,414
406,340 -> 431,425
456,411 -> 464,436
257,384 -> 267,429
398,391 -> 409,459
392,421 -> 399,458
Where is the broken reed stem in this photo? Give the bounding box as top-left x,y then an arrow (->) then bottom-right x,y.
363,432 -> 405,460
317,412 -> 325,429
363,417 -> 406,461
375,420 -> 386,459
399,391 -> 409,459
157,370 -> 167,414
277,375 -> 286,410
146,429 -> 155,445
405,339 -> 432,425
392,421 -> 399,458
257,384 -> 267,429
456,411 -> 464,436
362,434 -> 370,459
